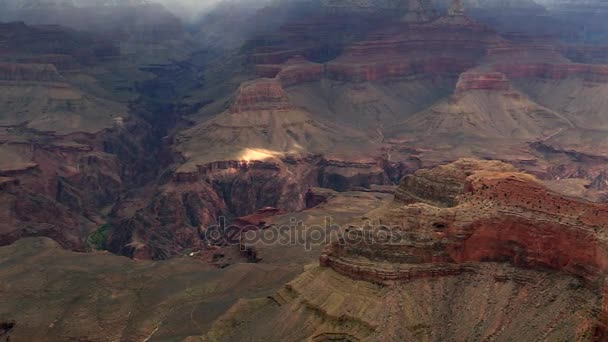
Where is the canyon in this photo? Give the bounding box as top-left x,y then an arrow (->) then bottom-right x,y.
1,0 -> 608,340
202,159 -> 608,341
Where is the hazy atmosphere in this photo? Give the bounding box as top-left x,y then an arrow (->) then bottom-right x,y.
1,0 -> 608,341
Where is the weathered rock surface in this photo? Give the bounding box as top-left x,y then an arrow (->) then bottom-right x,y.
455,71 -> 510,92
202,264 -> 598,341
318,159 -> 608,338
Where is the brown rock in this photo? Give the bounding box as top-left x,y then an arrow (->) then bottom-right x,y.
320,159 -> 608,335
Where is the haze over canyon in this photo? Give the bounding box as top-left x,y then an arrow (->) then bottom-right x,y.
1,0 -> 608,341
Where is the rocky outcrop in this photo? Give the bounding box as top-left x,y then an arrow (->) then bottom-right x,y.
323,159 -> 608,281
394,159 -> 516,206
231,207 -> 282,231
204,262 -> 599,341
304,187 -> 339,208
276,57 -> 324,86
589,171 -> 608,191
320,159 -> 608,337
455,71 -> 510,92
0,175 -> 95,251
107,181 -> 227,260
121,151 -> 405,259
229,78 -> 292,113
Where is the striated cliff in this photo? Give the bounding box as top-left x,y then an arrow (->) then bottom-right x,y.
316,159 -> 608,338
455,71 -> 510,91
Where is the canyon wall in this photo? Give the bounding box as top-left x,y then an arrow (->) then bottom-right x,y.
320,159 -> 608,337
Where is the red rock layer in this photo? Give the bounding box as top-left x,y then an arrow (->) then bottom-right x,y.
326,57 -> 476,82
320,159 -> 608,337
229,78 -> 292,113
231,207 -> 282,230
276,57 -> 324,86
455,71 -> 510,92
324,159 -> 608,282
324,17 -> 500,81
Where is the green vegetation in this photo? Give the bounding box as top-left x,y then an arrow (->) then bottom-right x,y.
87,224 -> 111,251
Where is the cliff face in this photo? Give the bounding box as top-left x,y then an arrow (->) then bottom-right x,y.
455,71 -> 510,91
229,78 -> 293,113
0,177 -> 94,251
323,159 -> 608,279
318,159 -> 608,338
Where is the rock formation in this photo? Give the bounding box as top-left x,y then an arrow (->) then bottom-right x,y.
196,160 -> 606,341
317,159 -> 608,338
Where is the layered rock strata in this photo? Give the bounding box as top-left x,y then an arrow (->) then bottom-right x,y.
320,159 -> 608,337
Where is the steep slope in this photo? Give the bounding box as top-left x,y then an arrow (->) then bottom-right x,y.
176,78 -> 357,168
514,77 -> 608,130
391,72 -> 572,140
